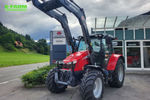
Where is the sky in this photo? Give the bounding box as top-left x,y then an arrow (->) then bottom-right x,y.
0,0 -> 150,40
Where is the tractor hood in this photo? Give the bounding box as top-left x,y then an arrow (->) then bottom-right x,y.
63,50 -> 89,64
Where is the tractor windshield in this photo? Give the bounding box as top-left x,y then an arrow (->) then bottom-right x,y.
78,41 -> 87,51
78,38 -> 104,52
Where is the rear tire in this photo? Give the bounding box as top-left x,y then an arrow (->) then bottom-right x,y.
80,70 -> 104,100
46,68 -> 67,93
109,59 -> 125,88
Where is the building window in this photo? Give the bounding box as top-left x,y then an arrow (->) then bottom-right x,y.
113,41 -> 123,54
114,48 -> 123,54
106,31 -> 114,37
127,42 -> 140,46
125,30 -> 134,40
135,29 -> 144,40
126,42 -> 141,68
115,29 -> 123,40
146,28 -> 150,39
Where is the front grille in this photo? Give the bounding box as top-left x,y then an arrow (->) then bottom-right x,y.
62,64 -> 72,69
57,61 -> 76,70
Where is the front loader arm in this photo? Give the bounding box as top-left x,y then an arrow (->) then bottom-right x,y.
58,0 -> 92,52
27,0 -> 92,52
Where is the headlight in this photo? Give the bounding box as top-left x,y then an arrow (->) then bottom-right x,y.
73,60 -> 77,64
67,62 -> 72,65
67,60 -> 77,65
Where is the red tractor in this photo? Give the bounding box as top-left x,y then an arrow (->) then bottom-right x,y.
27,0 -> 125,100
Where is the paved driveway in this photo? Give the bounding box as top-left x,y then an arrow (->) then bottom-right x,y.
0,70 -> 150,100
0,62 -> 49,83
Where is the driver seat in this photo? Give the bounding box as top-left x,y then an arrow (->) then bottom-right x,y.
90,49 -> 105,68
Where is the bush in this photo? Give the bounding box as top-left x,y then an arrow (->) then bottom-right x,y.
3,43 -> 16,51
21,65 -> 56,88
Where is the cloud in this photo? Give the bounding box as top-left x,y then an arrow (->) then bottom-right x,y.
0,0 -> 150,40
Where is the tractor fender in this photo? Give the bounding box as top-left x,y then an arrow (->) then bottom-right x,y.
84,65 -> 106,76
107,54 -> 124,71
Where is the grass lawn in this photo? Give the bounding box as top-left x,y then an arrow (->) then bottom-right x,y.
0,51 -> 49,67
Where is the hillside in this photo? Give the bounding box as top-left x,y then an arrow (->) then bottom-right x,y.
0,22 -> 49,55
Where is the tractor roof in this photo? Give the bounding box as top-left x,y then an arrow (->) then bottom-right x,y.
78,34 -> 115,44
79,34 -> 114,40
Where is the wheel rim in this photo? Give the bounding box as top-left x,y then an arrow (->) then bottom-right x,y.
93,78 -> 102,98
118,64 -> 124,82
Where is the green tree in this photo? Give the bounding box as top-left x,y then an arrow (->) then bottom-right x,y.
36,39 -> 49,55
0,33 -> 15,44
0,33 -> 16,51
25,34 -> 31,40
0,22 -> 3,26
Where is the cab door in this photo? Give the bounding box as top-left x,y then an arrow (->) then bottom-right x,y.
102,39 -> 113,67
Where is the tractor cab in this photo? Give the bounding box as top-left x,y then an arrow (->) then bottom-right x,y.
77,34 -> 114,67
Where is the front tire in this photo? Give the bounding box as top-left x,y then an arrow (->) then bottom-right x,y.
109,59 -> 125,88
46,68 -> 67,93
80,70 -> 104,100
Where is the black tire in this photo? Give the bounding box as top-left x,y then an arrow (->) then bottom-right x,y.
109,59 -> 125,88
46,68 -> 67,93
80,70 -> 104,100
